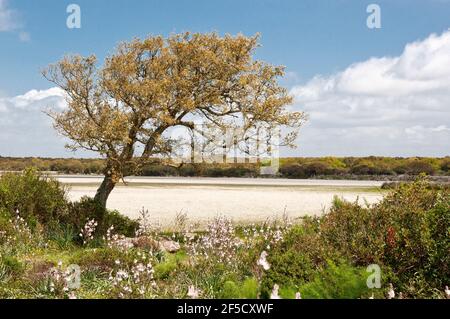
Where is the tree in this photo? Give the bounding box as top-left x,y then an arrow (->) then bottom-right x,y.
43,32 -> 306,207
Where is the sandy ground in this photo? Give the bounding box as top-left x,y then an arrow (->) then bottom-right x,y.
62,176 -> 384,226
57,175 -> 385,187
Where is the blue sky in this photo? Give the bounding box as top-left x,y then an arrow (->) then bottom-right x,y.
1,0 -> 449,95
1,0 -> 450,157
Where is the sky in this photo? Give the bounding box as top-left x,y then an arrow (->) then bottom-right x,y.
0,0 -> 449,158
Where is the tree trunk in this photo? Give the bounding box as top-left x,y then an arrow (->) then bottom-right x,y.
94,174 -> 116,208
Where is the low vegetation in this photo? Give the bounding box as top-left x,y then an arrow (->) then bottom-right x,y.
1,156 -> 449,178
0,169 -> 448,299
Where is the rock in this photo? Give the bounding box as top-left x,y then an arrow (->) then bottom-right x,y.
159,239 -> 181,253
132,236 -> 159,250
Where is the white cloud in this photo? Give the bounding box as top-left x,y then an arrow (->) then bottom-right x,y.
0,87 -> 83,157
290,30 -> 450,157
0,0 -> 19,31
0,0 -> 30,42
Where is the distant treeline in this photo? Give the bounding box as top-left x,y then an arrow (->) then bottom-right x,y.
0,156 -> 449,178
279,156 -> 450,178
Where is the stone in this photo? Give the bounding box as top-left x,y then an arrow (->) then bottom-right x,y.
159,239 -> 181,253
132,236 -> 159,250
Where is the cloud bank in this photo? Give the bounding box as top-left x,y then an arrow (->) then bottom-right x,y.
291,30 -> 450,157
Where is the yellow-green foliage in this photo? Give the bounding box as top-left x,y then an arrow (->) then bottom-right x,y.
2,156 -> 448,177
0,168 -> 68,226
220,278 -> 259,299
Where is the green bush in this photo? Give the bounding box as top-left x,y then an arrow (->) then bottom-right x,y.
0,209 -> 13,244
322,178 -> 449,296
0,168 -> 68,227
65,197 -> 107,239
395,159 -> 437,175
0,168 -> 138,246
320,197 -> 386,265
350,163 -> 394,175
263,178 -> 449,298
66,197 -> 138,242
178,165 -> 199,177
154,261 -> 177,280
219,277 -> 259,299
240,277 -> 259,298
221,281 -> 241,298
279,164 -> 306,178
260,218 -> 340,297
440,158 -> 450,173
0,254 -> 24,279
141,164 -> 178,176
103,210 -> 139,237
298,261 -> 371,299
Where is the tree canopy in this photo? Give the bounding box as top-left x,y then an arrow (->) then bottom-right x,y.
43,32 -> 306,206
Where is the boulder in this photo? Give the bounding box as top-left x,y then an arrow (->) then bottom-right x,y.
159,239 -> 181,253
132,236 -> 160,251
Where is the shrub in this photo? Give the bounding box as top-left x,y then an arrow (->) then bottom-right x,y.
320,197 -> 386,265
260,218 -> 339,297
178,165 -> 199,177
219,277 -> 259,299
303,162 -> 332,177
65,197 -> 106,240
395,159 -> 436,175
154,260 -> 177,280
221,281 -> 241,298
45,221 -> 78,249
66,198 -> 139,243
321,178 -> 449,295
103,210 -> 139,238
440,158 -> 450,174
279,164 -> 306,178
140,164 -> 178,176
351,163 -> 387,175
240,277 -> 259,298
262,178 -> 448,298
298,261 -> 371,299
0,168 -> 68,227
0,254 -> 24,279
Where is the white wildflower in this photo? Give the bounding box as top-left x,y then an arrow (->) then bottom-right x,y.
270,284 -> 281,299
80,219 -> 97,245
187,285 -> 201,299
387,283 -> 395,299
257,251 -> 271,271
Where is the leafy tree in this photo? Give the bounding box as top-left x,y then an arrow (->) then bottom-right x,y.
43,32 -> 306,206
